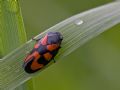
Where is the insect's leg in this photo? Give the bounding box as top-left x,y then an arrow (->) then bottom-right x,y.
32,37 -> 41,42
53,58 -> 56,63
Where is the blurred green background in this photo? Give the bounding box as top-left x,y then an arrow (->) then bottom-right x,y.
19,0 -> 120,90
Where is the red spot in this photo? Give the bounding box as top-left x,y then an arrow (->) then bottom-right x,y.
41,35 -> 48,45
34,43 -> 39,48
30,51 -> 43,70
24,55 -> 32,62
43,52 -> 52,61
47,44 -> 59,51
24,51 -> 40,62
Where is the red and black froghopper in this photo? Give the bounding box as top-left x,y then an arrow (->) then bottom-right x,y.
23,32 -> 63,73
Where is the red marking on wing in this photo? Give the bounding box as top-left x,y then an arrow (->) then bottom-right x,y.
34,43 -> 39,48
43,52 -> 52,61
41,34 -> 48,45
24,54 -> 33,62
30,51 -> 44,70
47,44 -> 59,51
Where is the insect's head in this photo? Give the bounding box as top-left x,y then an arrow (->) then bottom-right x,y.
47,32 -> 63,44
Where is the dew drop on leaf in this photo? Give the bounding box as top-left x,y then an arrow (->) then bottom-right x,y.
74,20 -> 83,25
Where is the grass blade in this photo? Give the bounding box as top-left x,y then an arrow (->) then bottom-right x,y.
0,0 -> 27,57
0,0 -> 27,89
0,1 -> 120,89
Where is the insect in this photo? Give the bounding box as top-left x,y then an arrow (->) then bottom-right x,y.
23,32 -> 63,73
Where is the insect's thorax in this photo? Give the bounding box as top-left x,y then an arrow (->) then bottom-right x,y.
37,44 -> 48,55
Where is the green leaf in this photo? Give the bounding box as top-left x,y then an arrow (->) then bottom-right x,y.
0,1 -> 120,89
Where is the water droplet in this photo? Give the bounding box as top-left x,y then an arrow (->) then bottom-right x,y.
74,20 -> 83,25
